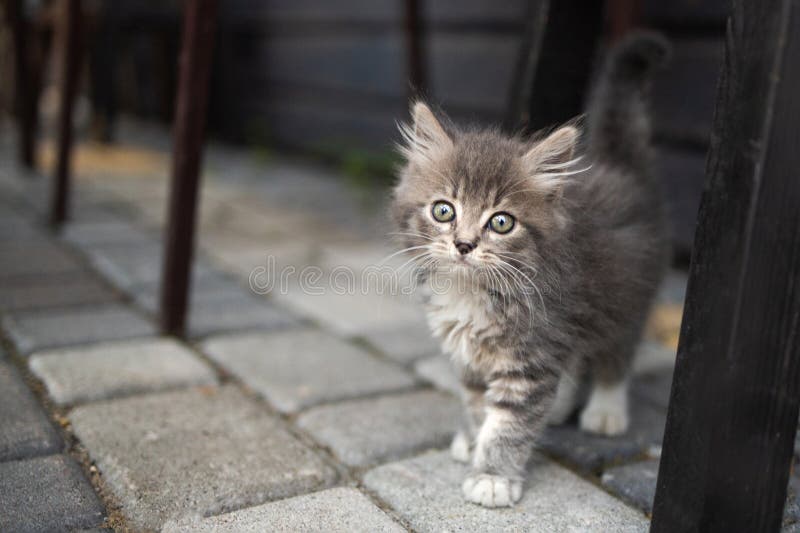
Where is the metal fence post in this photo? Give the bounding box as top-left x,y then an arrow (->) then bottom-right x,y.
50,0 -> 81,226
159,0 -> 218,336
651,1 -> 800,531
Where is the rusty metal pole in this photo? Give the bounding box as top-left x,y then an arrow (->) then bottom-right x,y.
159,0 -> 218,336
50,0 -> 82,226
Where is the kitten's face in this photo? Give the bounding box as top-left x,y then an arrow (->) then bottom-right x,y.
391,103 -> 579,277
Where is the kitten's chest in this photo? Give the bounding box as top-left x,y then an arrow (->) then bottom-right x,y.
425,286 -> 501,369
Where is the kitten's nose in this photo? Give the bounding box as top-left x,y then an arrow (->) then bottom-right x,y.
455,240 -> 476,255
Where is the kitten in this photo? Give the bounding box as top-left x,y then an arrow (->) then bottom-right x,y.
390,32 -> 671,507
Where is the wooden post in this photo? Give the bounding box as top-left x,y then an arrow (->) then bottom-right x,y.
50,0 -> 82,226
506,0 -> 604,133
403,0 -> 427,98
159,0 -> 217,336
6,0 -> 38,169
503,0 -> 550,131
651,1 -> 800,531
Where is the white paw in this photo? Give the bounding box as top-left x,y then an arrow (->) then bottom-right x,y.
462,474 -> 522,507
450,431 -> 471,463
579,381 -> 629,436
579,404 -> 629,435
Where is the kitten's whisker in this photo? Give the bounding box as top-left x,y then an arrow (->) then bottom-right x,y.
387,231 -> 436,242
494,258 -> 548,323
379,245 -> 432,265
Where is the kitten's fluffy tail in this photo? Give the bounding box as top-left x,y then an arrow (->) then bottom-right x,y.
587,31 -> 670,168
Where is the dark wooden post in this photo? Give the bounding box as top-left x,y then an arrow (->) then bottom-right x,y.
6,0 -> 38,169
403,0 -> 427,98
159,0 -> 218,336
505,0 -> 604,133
50,0 -> 82,226
503,0 -> 550,131
651,1 -> 800,531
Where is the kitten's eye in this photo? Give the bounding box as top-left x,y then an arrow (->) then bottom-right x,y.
431,201 -> 456,222
488,212 -> 515,234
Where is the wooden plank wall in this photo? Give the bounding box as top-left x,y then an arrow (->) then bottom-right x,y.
209,0 -> 529,152
104,0 -> 731,257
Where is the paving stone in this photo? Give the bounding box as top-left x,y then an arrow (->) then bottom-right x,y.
163,487 -> 404,533
361,321 -> 440,364
631,339 -> 676,375
0,241 -> 85,279
414,353 -> 460,395
69,386 -> 336,530
132,273 -> 249,313
85,242 -> 215,291
29,338 -> 218,405
540,401 -> 666,474
0,272 -> 119,312
0,212 -> 43,241
3,303 -> 156,354
62,219 -> 158,248
0,454 -> 106,532
134,278 -> 297,338
298,389 -> 460,467
202,329 -> 416,413
631,366 -> 675,411
0,360 -> 63,461
364,450 -> 648,532
601,459 -> 660,514
273,284 -> 422,336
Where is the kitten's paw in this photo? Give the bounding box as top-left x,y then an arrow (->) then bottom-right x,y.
450,430 -> 471,463
579,403 -> 629,436
462,474 -> 522,507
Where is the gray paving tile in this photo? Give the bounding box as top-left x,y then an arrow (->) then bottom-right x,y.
62,219 -> 157,248
85,242 -> 215,291
363,451 -> 648,532
0,272 -> 118,312
0,360 -> 63,461
202,329 -> 416,413
540,401 -> 666,474
361,321 -> 440,364
414,353 -> 460,395
298,389 -> 460,467
133,278 -> 297,338
3,303 -> 155,354
0,241 -> 85,279
29,338 -> 218,405
601,459 -> 660,514
163,487 -> 404,533
631,367 -> 675,411
273,285 -> 422,337
69,386 -> 336,530
0,454 -> 105,533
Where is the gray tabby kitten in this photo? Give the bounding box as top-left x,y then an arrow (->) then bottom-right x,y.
390,32 -> 670,507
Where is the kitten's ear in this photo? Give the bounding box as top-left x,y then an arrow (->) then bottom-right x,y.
523,126 -> 579,168
522,126 -> 580,195
399,102 -> 453,161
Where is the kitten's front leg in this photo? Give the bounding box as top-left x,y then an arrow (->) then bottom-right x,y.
462,370 -> 558,507
451,377 -> 487,463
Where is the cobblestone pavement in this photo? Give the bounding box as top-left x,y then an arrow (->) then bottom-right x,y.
1,124 -> 797,531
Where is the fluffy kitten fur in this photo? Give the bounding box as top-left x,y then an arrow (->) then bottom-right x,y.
390,32 -> 671,507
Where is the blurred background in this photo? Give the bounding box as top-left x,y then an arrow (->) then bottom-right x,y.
0,0 -> 727,261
